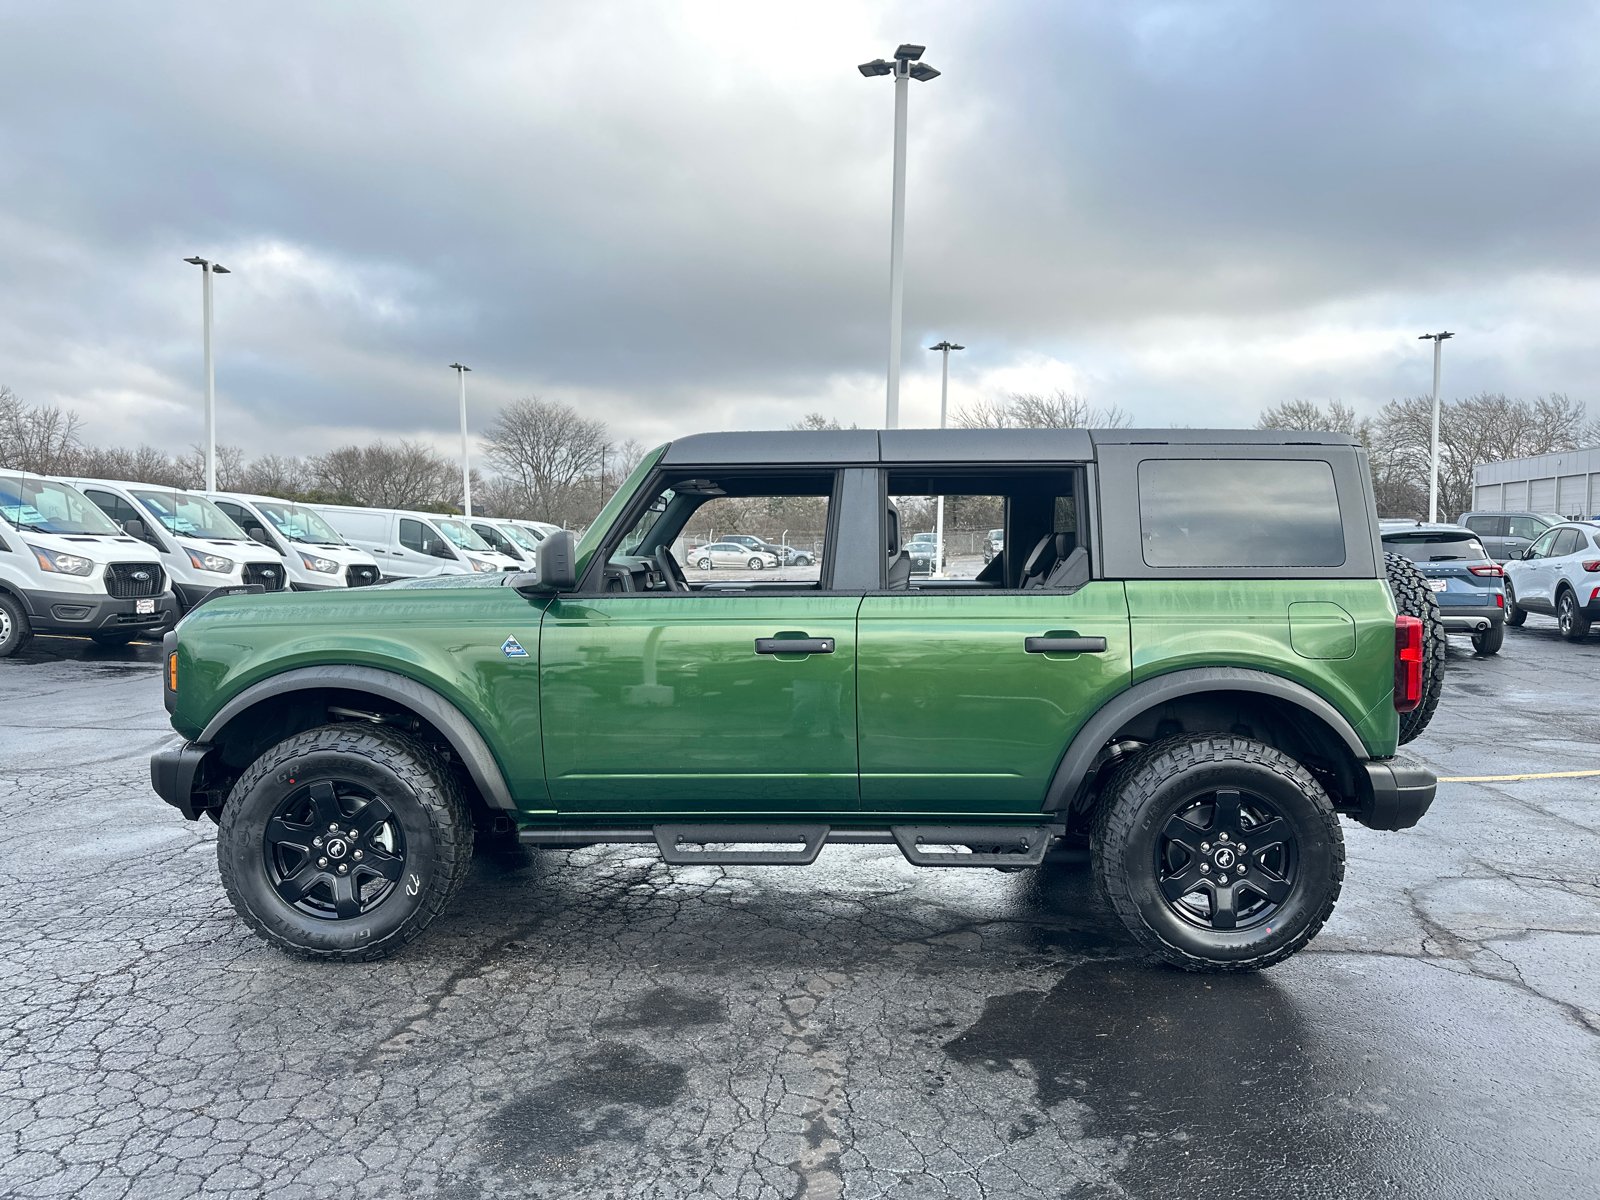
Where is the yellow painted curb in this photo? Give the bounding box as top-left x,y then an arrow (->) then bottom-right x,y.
1438,770 -> 1600,783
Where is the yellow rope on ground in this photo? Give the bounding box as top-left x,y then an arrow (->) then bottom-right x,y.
1438,770 -> 1600,782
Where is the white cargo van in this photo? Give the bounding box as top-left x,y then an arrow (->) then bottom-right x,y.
206,492 -> 381,590
307,505 -> 515,581
0,470 -> 179,655
65,478 -> 291,612
469,518 -> 541,563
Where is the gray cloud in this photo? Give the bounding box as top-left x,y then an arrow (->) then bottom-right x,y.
1,0 -> 1597,459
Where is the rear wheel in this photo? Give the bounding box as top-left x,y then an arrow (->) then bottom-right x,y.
1471,621 -> 1503,656
1093,735 -> 1344,972
217,725 -> 473,960
697,557 -> 713,571
747,557 -> 765,570
1557,589 -> 1592,641
1503,579 -> 1527,626
1385,552 -> 1445,744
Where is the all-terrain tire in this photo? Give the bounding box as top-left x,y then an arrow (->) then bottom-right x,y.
1385,552 -> 1446,744
1503,579 -> 1527,627
1092,734 -> 1345,973
1471,621 -> 1503,656
217,724 -> 473,961
0,592 -> 32,658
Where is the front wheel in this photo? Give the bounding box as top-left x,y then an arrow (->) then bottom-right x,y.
1503,579 -> 1527,626
1558,590 -> 1593,641
1471,621 -> 1503,656
747,557 -> 765,570
0,593 -> 32,658
1093,734 -> 1344,972
217,725 -> 473,960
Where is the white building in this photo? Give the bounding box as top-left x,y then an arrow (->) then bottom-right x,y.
1473,446 -> 1600,518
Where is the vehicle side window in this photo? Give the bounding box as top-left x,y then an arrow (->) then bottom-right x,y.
1464,515 -> 1504,537
1138,459 -> 1345,568
1551,529 -> 1581,558
398,519 -> 427,553
1528,530 -> 1561,558
84,488 -> 136,526
1507,516 -> 1544,540
215,501 -> 250,526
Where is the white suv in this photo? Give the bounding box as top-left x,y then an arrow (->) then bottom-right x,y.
1503,521 -> 1600,641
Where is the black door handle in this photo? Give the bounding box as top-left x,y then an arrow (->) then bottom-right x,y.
755,637 -> 834,655
1025,636 -> 1107,654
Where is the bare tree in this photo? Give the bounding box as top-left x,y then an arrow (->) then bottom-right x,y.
238,454 -> 313,497
308,440 -> 452,508
0,387 -> 83,473
482,398 -> 608,527
954,390 -> 1131,430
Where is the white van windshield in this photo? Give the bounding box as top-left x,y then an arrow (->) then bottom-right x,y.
255,501 -> 347,545
433,518 -> 494,552
133,490 -> 249,540
499,523 -> 543,551
0,473 -> 123,535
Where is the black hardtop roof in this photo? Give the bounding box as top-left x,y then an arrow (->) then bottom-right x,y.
660,427 -> 1360,466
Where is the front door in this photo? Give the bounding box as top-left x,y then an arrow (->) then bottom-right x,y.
539,594 -> 861,814
856,584 -> 1132,814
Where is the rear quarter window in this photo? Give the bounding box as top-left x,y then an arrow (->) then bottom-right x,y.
1137,459 -> 1346,568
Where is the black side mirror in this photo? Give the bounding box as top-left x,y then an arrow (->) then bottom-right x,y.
246,525 -> 277,550
429,542 -> 456,559
513,530 -> 576,595
121,518 -> 147,540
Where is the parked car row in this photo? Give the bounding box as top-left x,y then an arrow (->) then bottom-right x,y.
685,534 -> 818,570
1380,511 -> 1600,649
0,467 -> 568,656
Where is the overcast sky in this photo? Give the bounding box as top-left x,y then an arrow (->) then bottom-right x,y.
3,0 -> 1598,466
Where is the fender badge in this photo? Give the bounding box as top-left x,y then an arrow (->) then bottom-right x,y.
502,636 -> 529,658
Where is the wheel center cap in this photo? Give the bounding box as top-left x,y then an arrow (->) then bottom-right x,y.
1213,847 -> 1237,870
326,838 -> 349,860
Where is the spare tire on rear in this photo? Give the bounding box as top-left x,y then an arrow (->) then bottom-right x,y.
1385,551 -> 1446,744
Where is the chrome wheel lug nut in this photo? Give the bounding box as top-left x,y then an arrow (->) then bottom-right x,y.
353,850 -> 363,860
1200,863 -> 1210,872
317,857 -> 328,867
1201,842 -> 1211,851
1235,863 -> 1246,874
338,863 -> 349,874
313,837 -> 323,847
1217,874 -> 1228,884
329,823 -> 340,832
1218,832 -> 1229,841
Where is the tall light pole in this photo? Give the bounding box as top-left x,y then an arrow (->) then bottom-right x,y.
929,340 -> 964,576
450,363 -> 472,518
183,257 -> 231,492
1418,331 -> 1454,522
860,44 -> 941,429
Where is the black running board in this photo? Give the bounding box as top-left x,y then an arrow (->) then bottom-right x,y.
520,822 -> 1061,867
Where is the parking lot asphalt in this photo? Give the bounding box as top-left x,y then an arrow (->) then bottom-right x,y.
2,619 -> 1598,1200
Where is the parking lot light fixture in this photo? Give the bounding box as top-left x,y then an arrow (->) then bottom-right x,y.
860,42 -> 941,430
1418,331 -> 1455,522
184,257 -> 230,492
450,363 -> 472,517
929,340 -> 964,576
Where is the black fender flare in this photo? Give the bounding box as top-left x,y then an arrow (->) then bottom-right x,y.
1041,667 -> 1370,812
199,665 -> 517,811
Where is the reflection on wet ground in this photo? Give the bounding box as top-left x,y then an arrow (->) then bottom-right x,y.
0,618 -> 1596,1198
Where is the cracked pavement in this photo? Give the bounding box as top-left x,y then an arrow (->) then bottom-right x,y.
2,620 -> 1598,1199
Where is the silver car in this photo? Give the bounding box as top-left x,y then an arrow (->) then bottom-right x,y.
690,542 -> 780,570
1503,520 -> 1600,641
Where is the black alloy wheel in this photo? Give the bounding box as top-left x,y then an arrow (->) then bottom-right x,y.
218,724 -> 472,960
264,779 -> 407,920
1558,590 -> 1593,641
1094,734 -> 1344,972
1154,788 -> 1298,933
1503,579 -> 1527,626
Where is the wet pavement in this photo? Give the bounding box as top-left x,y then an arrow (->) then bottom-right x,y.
1,621 -> 1597,1199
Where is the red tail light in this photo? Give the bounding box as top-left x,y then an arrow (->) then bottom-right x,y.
1496,592 -> 1504,607
1583,560 -> 1600,572
1394,616 -> 1424,713
1468,564 -> 1503,577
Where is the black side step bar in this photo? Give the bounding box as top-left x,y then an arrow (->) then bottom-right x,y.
891,825 -> 1053,868
520,823 -> 1064,867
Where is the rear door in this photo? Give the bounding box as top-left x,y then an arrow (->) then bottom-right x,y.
1464,515 -> 1506,561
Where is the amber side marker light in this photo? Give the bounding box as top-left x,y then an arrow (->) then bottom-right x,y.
167,653 -> 178,692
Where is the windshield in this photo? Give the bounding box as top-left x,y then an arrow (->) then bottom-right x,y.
1383,533 -> 1491,563
133,490 -> 249,540
499,523 -> 544,551
434,518 -> 494,552
255,501 -> 347,545
0,473 -> 123,535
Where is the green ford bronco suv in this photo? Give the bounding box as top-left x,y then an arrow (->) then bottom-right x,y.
151,428 -> 1442,971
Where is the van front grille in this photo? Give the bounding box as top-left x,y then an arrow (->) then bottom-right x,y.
105,563 -> 164,598
243,562 -> 287,591
345,564 -> 380,588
